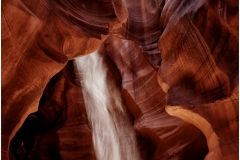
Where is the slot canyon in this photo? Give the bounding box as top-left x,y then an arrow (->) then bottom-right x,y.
1,0 -> 239,160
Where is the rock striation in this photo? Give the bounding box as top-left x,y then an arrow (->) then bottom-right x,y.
2,0 -> 238,160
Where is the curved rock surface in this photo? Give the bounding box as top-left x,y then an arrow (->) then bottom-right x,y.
2,0 -> 238,160
157,0 -> 238,159
9,61 -> 96,160
2,0 -> 124,159
104,35 -> 208,160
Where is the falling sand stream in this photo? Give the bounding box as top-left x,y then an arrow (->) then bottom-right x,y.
74,50 -> 140,160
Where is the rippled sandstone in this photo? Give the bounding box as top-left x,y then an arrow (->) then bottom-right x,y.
2,0 -> 238,160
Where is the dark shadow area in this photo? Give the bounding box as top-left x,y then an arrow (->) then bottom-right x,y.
10,113 -> 41,160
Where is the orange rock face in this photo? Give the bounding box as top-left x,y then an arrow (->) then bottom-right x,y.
2,0 -> 238,160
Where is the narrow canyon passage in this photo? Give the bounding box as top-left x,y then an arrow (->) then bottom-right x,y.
74,50 -> 140,160
2,0 -> 238,159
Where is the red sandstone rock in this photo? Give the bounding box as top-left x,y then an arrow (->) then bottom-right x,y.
2,0 -> 238,160
2,0 -> 125,159
104,35 -> 208,159
157,1 -> 238,159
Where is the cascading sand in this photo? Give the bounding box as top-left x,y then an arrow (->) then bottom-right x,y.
74,50 -> 140,160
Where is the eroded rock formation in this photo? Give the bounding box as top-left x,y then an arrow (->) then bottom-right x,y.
2,0 -> 238,160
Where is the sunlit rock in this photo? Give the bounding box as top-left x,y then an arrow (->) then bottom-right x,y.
2,0 -> 238,160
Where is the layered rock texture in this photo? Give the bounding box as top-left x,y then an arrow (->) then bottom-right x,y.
2,0 -> 238,160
